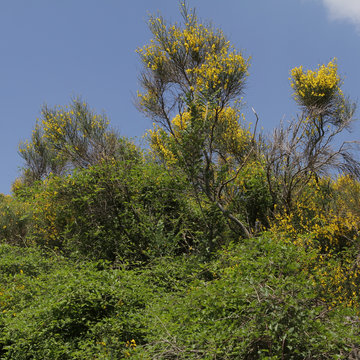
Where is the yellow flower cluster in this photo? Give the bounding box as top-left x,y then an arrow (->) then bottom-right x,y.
313,258 -> 359,309
187,48 -> 249,92
137,41 -> 167,72
137,7 -> 250,105
171,106 -> 251,157
332,174 -> 360,217
124,339 -> 137,357
290,59 -> 342,109
136,89 -> 157,112
42,112 -> 68,142
18,140 -> 33,154
214,107 -> 251,156
148,106 -> 251,169
147,125 -> 177,165
41,108 -> 107,145
172,112 -> 190,134
125,339 -> 136,349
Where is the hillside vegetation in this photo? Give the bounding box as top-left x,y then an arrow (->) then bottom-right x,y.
1,3 -> 360,359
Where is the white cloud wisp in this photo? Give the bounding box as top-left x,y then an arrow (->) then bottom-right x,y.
320,0 -> 360,28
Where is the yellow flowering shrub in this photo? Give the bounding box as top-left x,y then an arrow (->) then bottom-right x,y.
40,102 -> 110,160
137,15 -> 250,94
271,176 -> 359,247
290,59 -> 343,111
137,3 -> 250,123
332,174 -> 360,218
136,3 -> 256,238
18,99 -> 120,183
270,175 -> 360,308
146,101 -> 260,239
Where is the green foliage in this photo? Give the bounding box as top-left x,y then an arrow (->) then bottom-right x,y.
0,194 -> 30,246
2,3 -> 360,359
137,235 -> 357,359
0,245 -> 152,359
229,160 -> 272,231
0,244 -> 206,359
15,155 -> 205,262
1,239 -> 358,359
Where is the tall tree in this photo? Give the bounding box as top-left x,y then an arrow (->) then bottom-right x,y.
137,2 -> 255,237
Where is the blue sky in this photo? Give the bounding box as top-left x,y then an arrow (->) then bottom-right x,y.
1,0 -> 359,194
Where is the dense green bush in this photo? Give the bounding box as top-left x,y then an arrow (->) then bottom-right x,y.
2,237 -> 358,359
0,195 -> 30,246
0,244 -> 204,359
0,245 -> 148,359
137,236 -> 358,359
13,156 -> 208,263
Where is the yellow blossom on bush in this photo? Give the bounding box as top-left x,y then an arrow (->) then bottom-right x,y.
269,175 -> 360,308
290,59 -> 343,111
137,3 -> 250,116
147,106 -> 252,168
147,125 -> 177,165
